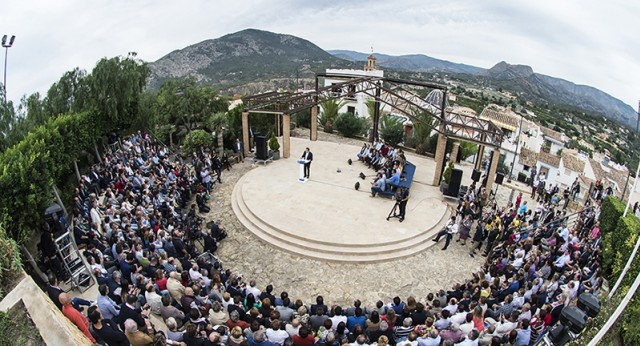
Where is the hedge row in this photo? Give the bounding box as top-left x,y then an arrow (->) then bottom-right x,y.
576,197 -> 640,345
0,111 -> 103,242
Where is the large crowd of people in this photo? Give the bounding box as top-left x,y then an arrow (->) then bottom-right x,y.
42,133 -> 606,346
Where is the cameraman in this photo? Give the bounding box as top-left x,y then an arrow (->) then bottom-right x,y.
395,186 -> 409,222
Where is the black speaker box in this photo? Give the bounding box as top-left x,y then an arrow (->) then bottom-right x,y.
255,135 -> 268,160
447,168 -> 463,197
495,172 -> 505,185
471,169 -> 481,182
577,292 -> 601,318
559,306 -> 588,334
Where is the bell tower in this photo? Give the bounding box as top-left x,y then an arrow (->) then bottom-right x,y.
364,47 -> 377,71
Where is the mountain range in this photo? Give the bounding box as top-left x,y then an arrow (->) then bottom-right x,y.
147,29 -> 637,128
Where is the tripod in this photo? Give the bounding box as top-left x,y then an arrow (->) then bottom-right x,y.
386,202 -> 401,221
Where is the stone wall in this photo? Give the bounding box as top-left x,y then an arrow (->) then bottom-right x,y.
0,272 -> 93,346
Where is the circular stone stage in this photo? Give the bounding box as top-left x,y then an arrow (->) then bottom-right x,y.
232,137 -> 452,263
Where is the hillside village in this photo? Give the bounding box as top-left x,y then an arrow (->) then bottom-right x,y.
305,54 -> 636,202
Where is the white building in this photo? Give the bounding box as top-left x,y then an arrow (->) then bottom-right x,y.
324,54 -> 384,118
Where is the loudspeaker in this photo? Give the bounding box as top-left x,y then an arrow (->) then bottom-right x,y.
577,292 -> 601,318
559,306 -> 588,334
447,168 -> 463,197
547,324 -> 571,345
255,135 -> 268,160
495,172 -> 505,185
471,169 -> 481,182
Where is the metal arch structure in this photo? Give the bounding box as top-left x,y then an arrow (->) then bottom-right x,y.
241,73 -> 504,189
242,74 -> 503,148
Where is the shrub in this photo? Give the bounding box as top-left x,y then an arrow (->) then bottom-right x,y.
334,112 -> 367,138
380,122 -> 404,146
183,129 -> 212,155
294,109 -> 311,128
404,135 -> 418,149
443,161 -> 455,184
600,196 -> 625,235
0,219 -> 21,300
269,134 -> 280,152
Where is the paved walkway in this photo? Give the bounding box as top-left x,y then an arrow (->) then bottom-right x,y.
206,133 -> 493,306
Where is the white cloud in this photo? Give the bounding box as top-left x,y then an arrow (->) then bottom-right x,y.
1,0 -> 638,112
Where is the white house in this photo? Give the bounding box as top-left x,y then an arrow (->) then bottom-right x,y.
324,54 -> 383,118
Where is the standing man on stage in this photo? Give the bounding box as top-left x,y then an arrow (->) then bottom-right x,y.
235,138 -> 244,162
301,147 -> 313,179
395,186 -> 409,222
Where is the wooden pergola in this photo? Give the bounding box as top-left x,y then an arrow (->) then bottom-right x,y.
242,74 -> 504,191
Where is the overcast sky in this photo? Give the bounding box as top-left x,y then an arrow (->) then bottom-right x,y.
2,0 -> 639,110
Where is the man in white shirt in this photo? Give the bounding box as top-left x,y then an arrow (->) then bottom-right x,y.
266,319 -> 289,345
245,280 -> 261,300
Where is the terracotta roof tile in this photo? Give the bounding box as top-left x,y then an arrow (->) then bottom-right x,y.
479,107 -> 520,132
541,126 -> 564,143
538,151 -> 561,167
519,147 -> 538,167
561,152 -> 585,173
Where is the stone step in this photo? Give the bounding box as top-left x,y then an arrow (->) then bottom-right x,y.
238,181 -> 446,248
231,176 -> 453,263
235,186 -> 451,255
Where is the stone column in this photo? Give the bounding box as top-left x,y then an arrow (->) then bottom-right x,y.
310,106 -> 318,141
242,111 -> 250,156
283,113 -> 291,158
475,145 -> 485,170
432,133 -> 447,186
486,149 -> 501,193
450,142 -> 460,164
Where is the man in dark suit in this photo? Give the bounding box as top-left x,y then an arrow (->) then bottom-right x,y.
301,147 -> 313,179
116,294 -> 148,332
47,274 -> 92,311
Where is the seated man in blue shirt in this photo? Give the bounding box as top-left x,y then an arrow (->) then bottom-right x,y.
386,169 -> 401,190
370,173 -> 386,197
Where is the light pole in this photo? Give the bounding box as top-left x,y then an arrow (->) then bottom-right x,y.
2,35 -> 16,98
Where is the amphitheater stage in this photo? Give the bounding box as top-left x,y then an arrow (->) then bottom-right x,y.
232,137 -> 455,263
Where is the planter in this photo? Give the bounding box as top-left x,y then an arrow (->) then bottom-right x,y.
271,150 -> 280,160
440,181 -> 449,194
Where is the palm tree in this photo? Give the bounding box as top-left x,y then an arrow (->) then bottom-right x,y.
412,109 -> 435,155
319,98 -> 346,133
208,112 -> 228,156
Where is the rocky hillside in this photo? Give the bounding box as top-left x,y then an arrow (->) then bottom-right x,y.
148,29 -> 355,89
478,61 -> 637,128
148,29 -> 636,128
328,50 -> 483,74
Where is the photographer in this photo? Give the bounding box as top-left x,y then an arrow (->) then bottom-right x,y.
394,186 -> 409,222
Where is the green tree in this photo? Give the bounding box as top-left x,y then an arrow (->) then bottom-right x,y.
459,142 -> 478,161
183,129 -> 212,155
0,90 -> 16,152
87,53 -> 150,130
43,67 -> 90,117
334,112 -> 367,138
207,112 -> 229,156
318,98 -> 346,133
155,78 -> 226,141
412,109 -> 434,155
380,118 -> 404,146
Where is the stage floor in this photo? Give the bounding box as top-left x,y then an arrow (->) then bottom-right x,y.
232,137 -> 453,262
